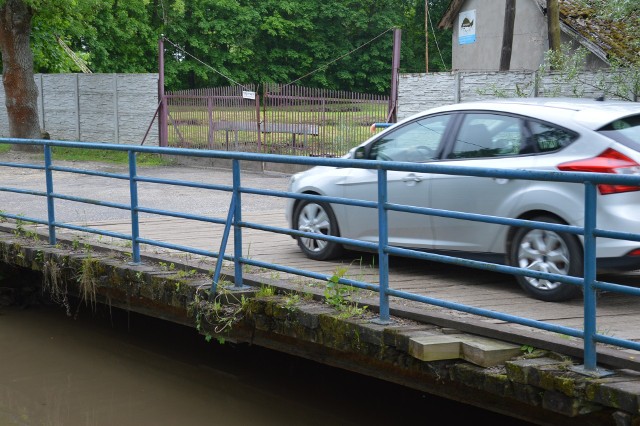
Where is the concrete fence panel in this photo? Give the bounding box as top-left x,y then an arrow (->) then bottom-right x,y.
1,73 -> 159,146
398,69 -> 636,121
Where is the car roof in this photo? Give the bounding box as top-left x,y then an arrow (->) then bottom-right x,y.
407,97 -> 640,130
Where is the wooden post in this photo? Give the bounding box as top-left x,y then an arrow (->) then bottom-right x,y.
425,0 -> 429,73
387,28 -> 401,123
158,36 -> 167,147
500,0 -> 516,71
547,0 -> 561,67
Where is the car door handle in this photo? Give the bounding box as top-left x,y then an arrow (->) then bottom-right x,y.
493,178 -> 509,184
402,174 -> 423,182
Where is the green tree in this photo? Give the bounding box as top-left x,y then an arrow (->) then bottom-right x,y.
81,0 -> 158,73
400,0 -> 452,73
0,0 -> 99,147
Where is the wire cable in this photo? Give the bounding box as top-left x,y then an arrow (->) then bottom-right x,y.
163,37 -> 251,90
427,9 -> 448,71
280,27 -> 396,89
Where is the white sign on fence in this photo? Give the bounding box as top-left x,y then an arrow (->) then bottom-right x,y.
242,91 -> 256,100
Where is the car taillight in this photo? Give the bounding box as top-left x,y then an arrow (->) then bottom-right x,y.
558,148 -> 640,195
628,249 -> 640,257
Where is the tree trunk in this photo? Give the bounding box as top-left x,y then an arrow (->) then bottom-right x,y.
499,0 -> 516,71
547,0 -> 561,69
0,0 -> 42,152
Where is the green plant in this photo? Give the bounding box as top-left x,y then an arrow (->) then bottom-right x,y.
521,344 -> 535,354
243,243 -> 253,273
255,285 -> 276,297
43,258 -> 72,317
324,266 -> 368,319
269,270 -> 281,280
283,293 -> 300,311
189,283 -> 250,343
76,254 -> 99,312
174,268 -> 197,278
14,218 -> 25,237
159,261 -> 176,272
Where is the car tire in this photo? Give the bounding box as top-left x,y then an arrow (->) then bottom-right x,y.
293,200 -> 343,261
508,215 -> 583,302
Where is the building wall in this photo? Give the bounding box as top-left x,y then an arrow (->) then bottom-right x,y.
0,73 -> 159,146
451,0 -> 607,72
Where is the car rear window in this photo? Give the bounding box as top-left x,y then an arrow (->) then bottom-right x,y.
598,114 -> 640,151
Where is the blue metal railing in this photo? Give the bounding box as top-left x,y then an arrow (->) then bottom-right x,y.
2,137 -> 640,375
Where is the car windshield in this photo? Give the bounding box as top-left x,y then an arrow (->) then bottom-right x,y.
598,114 -> 640,152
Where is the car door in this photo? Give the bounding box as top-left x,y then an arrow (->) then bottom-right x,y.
430,112 -> 536,254
340,114 -> 452,248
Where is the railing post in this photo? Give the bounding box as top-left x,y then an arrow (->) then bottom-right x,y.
128,151 -> 141,264
570,182 -> 612,377
232,159 -> 247,290
43,144 -> 56,245
583,182 -> 598,369
374,168 -> 391,324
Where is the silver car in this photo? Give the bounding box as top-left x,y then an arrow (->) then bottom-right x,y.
285,98 -> 640,302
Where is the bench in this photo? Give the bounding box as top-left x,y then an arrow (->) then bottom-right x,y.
212,121 -> 319,149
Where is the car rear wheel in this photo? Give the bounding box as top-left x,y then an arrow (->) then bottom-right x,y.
509,215 -> 583,302
293,200 -> 343,261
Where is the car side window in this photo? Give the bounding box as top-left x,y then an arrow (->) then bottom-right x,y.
449,113 -> 524,159
370,114 -> 451,162
528,121 -> 576,152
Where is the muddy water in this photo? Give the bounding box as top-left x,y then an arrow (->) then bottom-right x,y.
0,303 -> 529,426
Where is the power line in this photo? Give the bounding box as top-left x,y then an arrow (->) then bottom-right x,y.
282,27 -> 396,88
163,37 -> 250,90
163,26 -> 395,90
427,8 -> 447,71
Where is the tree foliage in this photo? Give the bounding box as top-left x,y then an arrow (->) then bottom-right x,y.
5,0 -> 452,94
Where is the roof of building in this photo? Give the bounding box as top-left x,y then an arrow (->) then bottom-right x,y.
437,0 -> 637,66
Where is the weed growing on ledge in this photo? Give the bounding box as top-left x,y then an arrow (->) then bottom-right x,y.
189,282 -> 250,344
325,266 -> 368,319
76,249 -> 99,314
43,257 -> 72,317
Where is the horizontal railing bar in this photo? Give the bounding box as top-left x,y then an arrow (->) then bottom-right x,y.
136,176 -> 233,192
136,237 -> 233,261
53,222 -> 132,241
49,166 -> 130,180
52,193 -> 131,211
4,138 -> 640,186
385,202 -> 585,236
385,286 -> 585,339
388,246 -> 584,287
136,207 -> 227,225
0,161 -> 45,170
238,257 -> 381,293
0,187 -> 47,197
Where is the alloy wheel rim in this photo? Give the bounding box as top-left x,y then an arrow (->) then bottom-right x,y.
517,229 -> 570,291
298,203 -> 331,252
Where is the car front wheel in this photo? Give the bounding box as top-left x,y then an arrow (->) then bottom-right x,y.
293,200 -> 343,261
509,215 -> 583,302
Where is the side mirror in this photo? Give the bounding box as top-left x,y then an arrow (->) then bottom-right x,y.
354,146 -> 367,159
